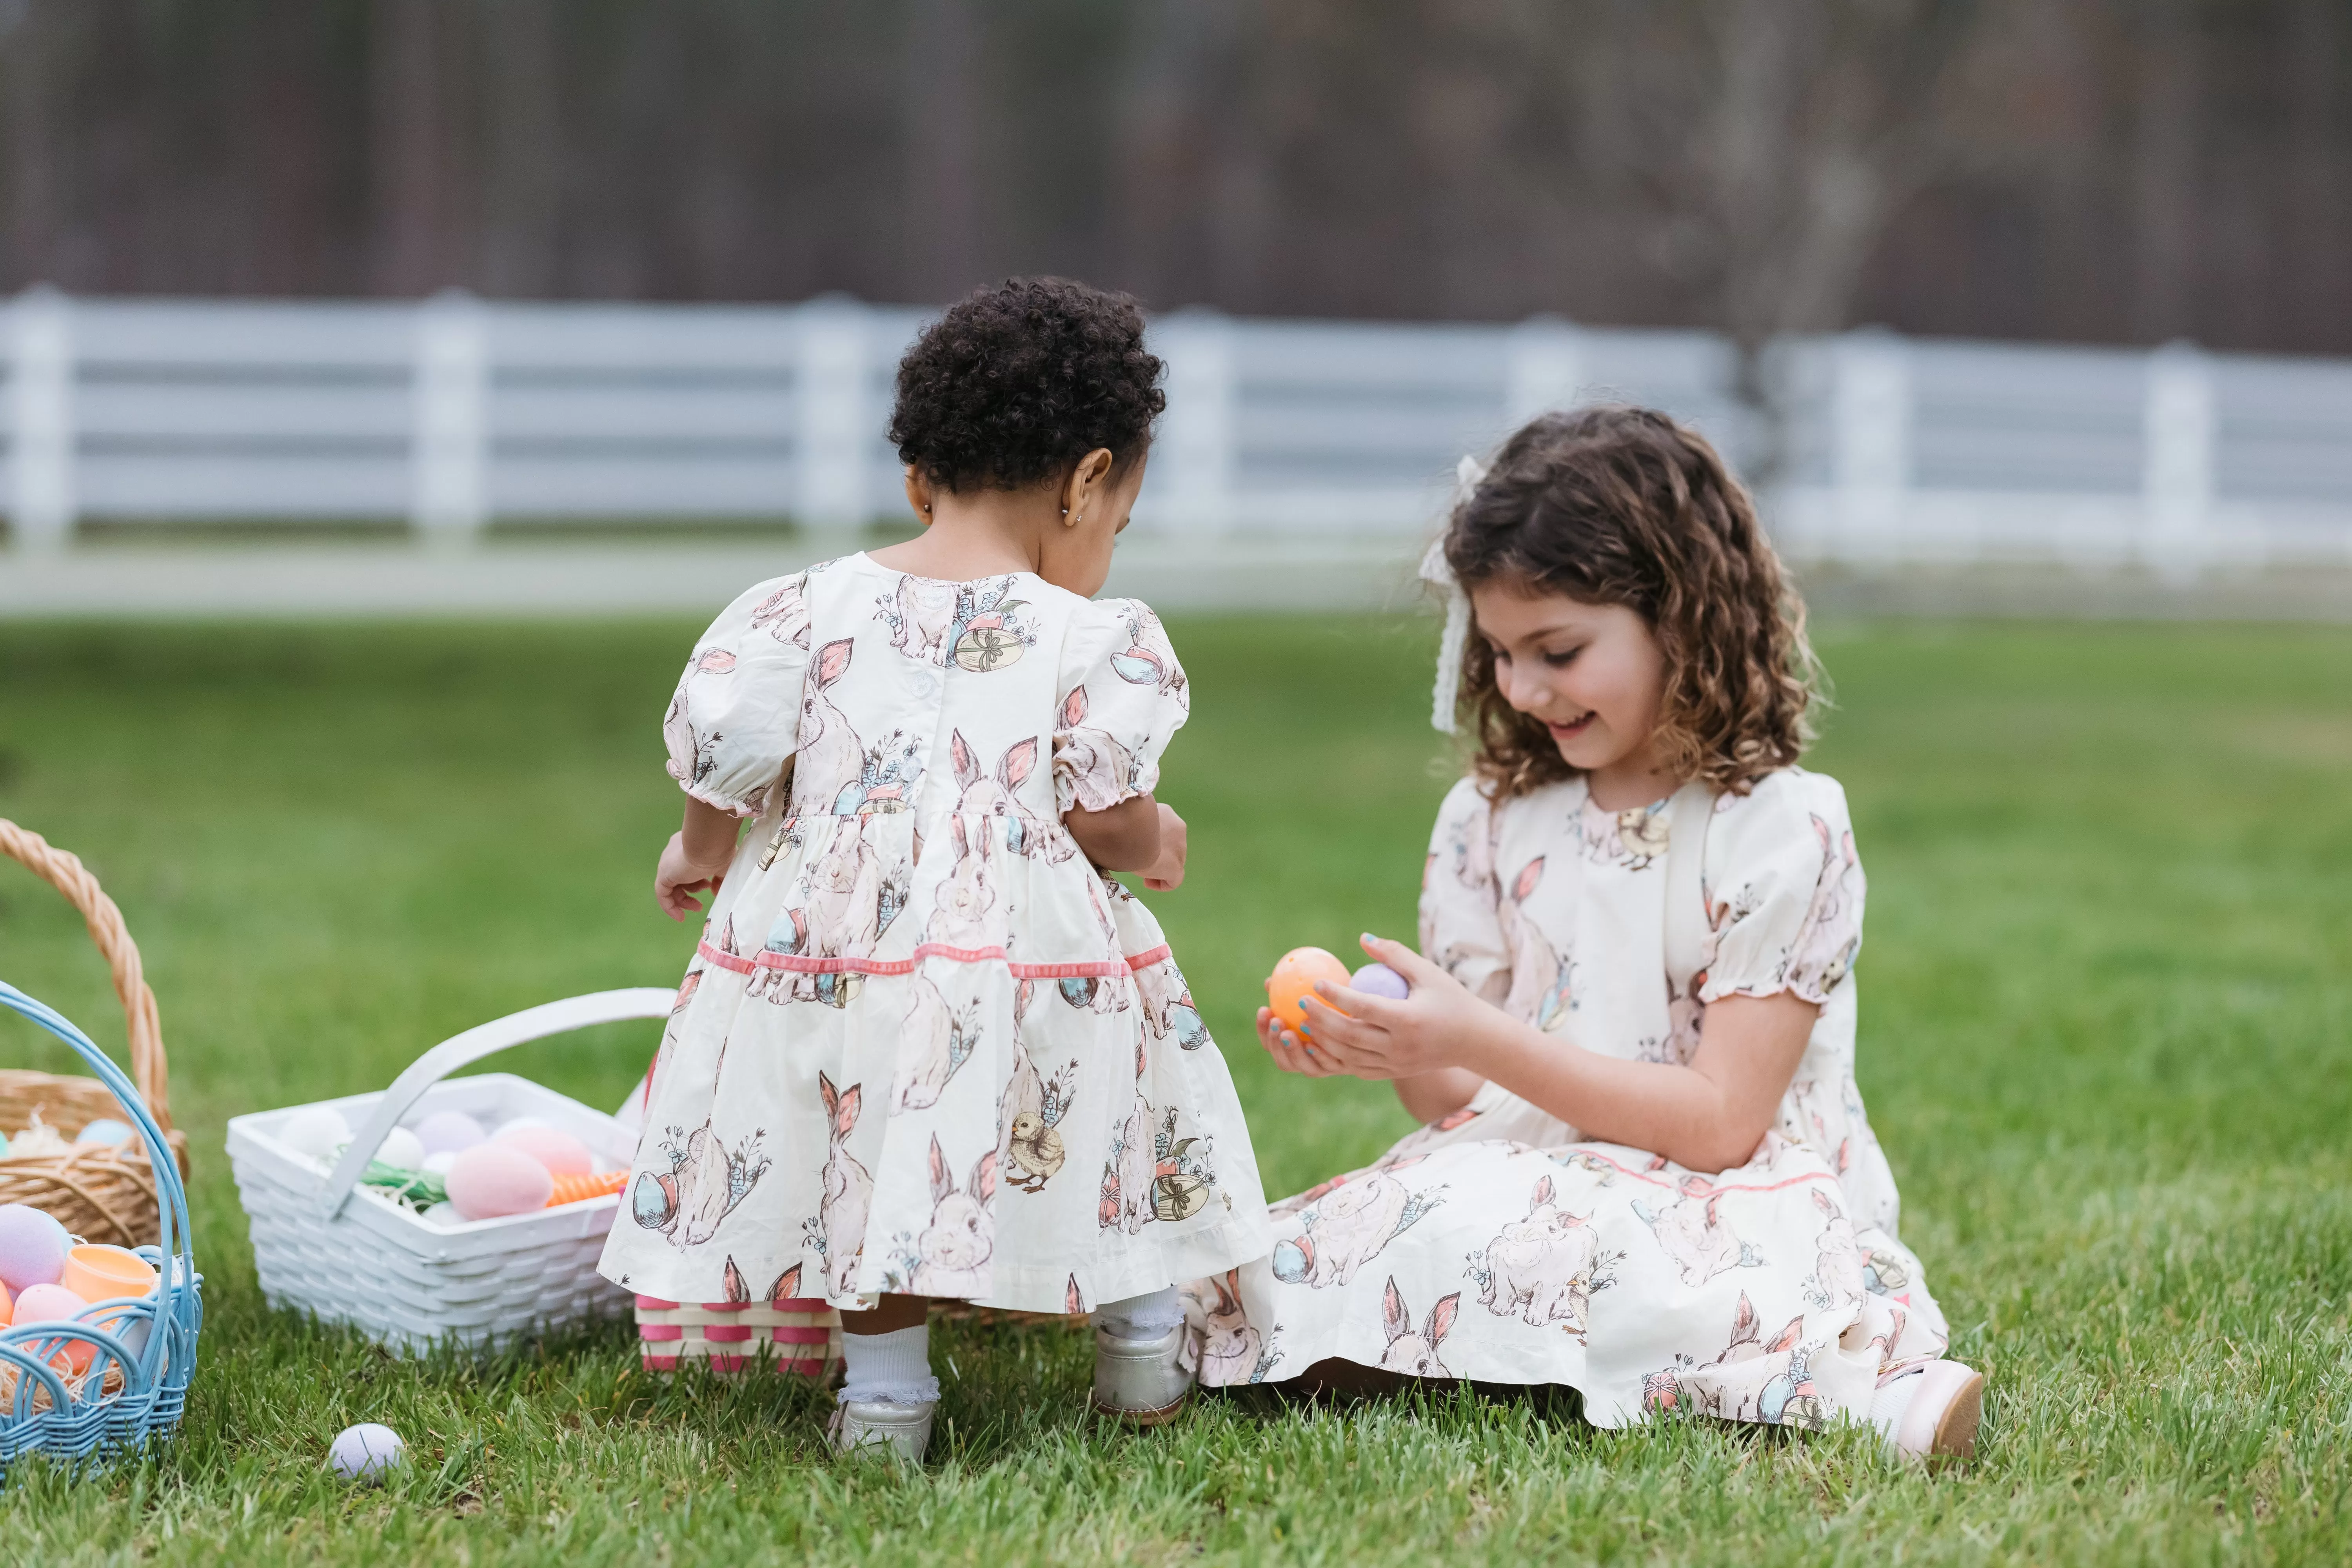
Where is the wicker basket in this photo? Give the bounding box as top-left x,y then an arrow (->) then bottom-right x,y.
0,820 -> 187,1248
0,978 -> 202,1474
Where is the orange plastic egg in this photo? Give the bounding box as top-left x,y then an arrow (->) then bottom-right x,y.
1266,947 -> 1353,1036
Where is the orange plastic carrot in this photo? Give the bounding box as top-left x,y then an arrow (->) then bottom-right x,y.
546,1168 -> 628,1206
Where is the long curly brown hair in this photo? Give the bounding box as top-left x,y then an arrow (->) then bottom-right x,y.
1444,405 -> 1820,799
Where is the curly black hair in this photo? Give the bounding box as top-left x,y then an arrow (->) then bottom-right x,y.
889,276 -> 1166,494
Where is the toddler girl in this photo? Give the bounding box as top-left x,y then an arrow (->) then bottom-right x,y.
1187,407 -> 1981,1461
601,277 -> 1269,1460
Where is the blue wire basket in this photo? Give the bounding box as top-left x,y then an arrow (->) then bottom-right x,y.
0,979 -> 201,1475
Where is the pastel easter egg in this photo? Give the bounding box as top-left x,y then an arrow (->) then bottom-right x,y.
421,1150 -> 458,1176
1351,962 -> 1411,1001
0,1204 -> 72,1292
0,1280 -> 13,1324
1266,947 -> 1353,1036
374,1126 -> 426,1171
445,1143 -> 554,1220
490,1115 -> 549,1141
420,1201 -> 463,1227
493,1125 -> 593,1178
411,1109 -> 486,1157
329,1422 -> 406,1483
13,1282 -> 95,1371
74,1118 -> 136,1148
278,1106 -> 352,1162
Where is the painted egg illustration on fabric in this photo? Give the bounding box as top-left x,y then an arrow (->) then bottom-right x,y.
954,623 -> 1026,672
632,1170 -> 679,1232
1110,647 -> 1163,687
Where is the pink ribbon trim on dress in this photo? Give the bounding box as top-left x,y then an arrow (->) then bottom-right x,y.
694,939 -> 1171,981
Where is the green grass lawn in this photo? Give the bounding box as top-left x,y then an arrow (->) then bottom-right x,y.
0,611 -> 2347,1565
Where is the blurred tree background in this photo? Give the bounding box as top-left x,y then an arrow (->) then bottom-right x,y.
0,0 -> 2341,354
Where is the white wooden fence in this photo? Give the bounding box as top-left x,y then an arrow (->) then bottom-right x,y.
7,287 -> 2352,582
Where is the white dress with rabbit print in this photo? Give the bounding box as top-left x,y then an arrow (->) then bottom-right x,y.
599,553 -> 1270,1314
1184,770 -> 1949,1431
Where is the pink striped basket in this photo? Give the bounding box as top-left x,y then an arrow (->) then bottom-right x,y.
634,1295 -> 842,1380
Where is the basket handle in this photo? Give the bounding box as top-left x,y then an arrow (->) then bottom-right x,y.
0,819 -> 173,1135
321,987 -> 674,1218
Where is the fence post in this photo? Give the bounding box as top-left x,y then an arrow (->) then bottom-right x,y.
9,285 -> 74,554
2142,340 -> 2214,581
1152,308 -> 1235,536
1506,315 -> 1582,426
1829,328 -> 1911,561
796,295 -> 871,536
410,289 -> 489,546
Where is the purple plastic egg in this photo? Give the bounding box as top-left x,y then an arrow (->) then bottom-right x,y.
412,1109 -> 487,1158
0,1203 -> 71,1293
1351,962 -> 1410,1001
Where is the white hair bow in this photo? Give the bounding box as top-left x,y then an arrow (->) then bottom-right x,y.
1421,453 -> 1487,734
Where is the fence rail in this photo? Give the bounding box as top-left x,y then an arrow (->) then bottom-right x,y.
7,288 -> 2352,579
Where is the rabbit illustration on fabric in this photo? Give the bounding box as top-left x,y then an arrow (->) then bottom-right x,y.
1630,1174 -> 1768,1286
877,573 -> 961,665
926,815 -> 1004,950
632,1114 -> 771,1250
1801,1187 -> 1866,1311
1187,1269 -> 1279,1385
1270,1154 -> 1445,1288
1053,685 -> 1142,813
1642,1291 -> 1819,1425
948,729 -> 1069,862
788,637 -> 864,811
1377,1276 -> 1460,1379
811,1073 -> 871,1297
895,973 -> 983,1110
750,574 -> 810,648
1473,1174 -> 1613,1335
1133,953 -> 1209,1050
1099,1090 -> 1162,1235
1783,814 -> 1862,995
908,1134 -> 998,1295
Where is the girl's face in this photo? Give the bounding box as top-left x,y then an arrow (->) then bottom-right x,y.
1468,577 -> 1670,799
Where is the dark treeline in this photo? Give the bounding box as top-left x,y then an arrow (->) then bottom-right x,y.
1,0 -> 2345,354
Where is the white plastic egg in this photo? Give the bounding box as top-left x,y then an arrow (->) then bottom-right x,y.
278,1106 -> 351,1162
374,1126 -> 425,1171
329,1422 -> 405,1482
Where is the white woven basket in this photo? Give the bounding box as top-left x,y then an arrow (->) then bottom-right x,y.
224,988 -> 671,1353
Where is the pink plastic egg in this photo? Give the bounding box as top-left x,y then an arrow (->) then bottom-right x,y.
445,1143 -> 555,1220
412,1109 -> 487,1158
13,1282 -> 95,1372
0,1203 -> 71,1293
492,1125 -> 593,1178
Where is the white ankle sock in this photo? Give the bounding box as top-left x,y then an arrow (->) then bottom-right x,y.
838,1322 -> 939,1406
1093,1286 -> 1184,1339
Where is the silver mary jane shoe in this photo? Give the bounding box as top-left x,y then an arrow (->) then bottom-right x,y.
1091,1323 -> 1194,1425
828,1396 -> 936,1462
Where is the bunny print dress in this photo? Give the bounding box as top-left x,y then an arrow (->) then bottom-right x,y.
599,554 -> 1270,1315
1184,770 -> 1950,1431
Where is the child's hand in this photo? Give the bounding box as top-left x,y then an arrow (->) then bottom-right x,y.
1139,803 -> 1187,891
656,831 -> 730,921
1291,934 -> 1493,1081
1257,1006 -> 1344,1077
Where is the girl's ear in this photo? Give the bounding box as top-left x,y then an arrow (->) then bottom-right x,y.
903,465 -> 935,523
1062,447 -> 1116,525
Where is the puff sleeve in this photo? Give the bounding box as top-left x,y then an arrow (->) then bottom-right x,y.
661,572 -> 812,818
1051,597 -> 1190,814
1418,777 -> 1513,1007
1696,770 -> 1866,1006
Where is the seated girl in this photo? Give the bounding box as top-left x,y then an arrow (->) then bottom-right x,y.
1186,406 -> 1982,1461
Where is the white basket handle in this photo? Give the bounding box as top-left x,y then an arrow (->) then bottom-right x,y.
321,988 -> 675,1218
